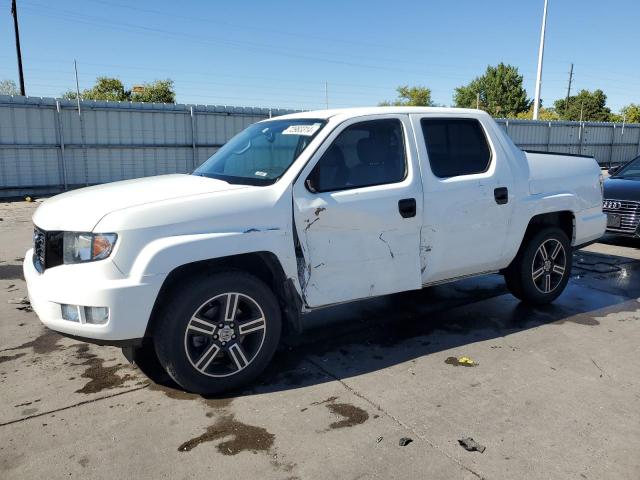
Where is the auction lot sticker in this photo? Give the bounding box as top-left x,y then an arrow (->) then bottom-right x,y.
282,123 -> 322,136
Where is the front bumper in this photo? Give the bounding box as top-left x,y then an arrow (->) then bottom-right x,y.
23,248 -> 166,342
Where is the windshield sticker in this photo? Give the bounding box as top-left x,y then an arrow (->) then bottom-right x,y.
282,123 -> 321,136
254,171 -> 268,177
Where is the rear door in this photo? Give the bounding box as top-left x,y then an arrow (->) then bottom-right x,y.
292,115 -> 423,307
410,115 -> 514,284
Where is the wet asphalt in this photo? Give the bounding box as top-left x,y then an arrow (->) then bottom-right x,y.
1,200 -> 639,479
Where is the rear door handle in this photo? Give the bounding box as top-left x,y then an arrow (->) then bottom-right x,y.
398,198 -> 416,218
494,187 -> 508,205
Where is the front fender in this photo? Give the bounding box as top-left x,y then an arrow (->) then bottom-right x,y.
127,229 -> 299,288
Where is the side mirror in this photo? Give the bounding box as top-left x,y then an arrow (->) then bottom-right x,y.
305,177 -> 318,193
608,165 -> 620,175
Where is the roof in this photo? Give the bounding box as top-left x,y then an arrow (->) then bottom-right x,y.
274,106 -> 487,121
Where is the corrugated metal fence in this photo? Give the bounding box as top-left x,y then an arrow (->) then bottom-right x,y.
1,95 -> 639,197
495,118 -> 640,166
0,95 -> 296,197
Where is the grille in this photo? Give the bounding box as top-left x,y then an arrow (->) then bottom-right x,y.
603,199 -> 640,235
33,227 -> 46,272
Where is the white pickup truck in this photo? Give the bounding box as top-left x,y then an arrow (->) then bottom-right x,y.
24,107 -> 606,393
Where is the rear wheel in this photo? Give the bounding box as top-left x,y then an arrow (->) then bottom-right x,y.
153,271 -> 281,394
504,227 -> 572,305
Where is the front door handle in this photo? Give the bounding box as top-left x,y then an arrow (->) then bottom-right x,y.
494,187 -> 508,205
398,198 -> 416,218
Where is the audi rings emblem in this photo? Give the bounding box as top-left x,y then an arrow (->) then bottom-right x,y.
603,200 -> 622,210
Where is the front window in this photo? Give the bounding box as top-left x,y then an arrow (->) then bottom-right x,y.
612,156 -> 640,178
194,119 -> 325,185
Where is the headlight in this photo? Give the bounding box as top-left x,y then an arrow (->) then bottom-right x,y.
63,232 -> 117,264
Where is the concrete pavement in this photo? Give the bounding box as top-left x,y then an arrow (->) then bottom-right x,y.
1,200 -> 639,479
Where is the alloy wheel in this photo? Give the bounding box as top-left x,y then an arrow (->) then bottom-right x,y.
183,292 -> 267,378
531,238 -> 567,294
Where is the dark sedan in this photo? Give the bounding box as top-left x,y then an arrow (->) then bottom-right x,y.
603,156 -> 640,236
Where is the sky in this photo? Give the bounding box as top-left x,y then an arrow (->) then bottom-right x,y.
0,0 -> 639,112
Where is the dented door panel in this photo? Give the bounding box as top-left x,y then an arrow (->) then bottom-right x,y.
292,114 -> 423,307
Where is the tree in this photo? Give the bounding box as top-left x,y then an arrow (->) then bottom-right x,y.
454,63 -> 532,117
0,79 -> 19,96
515,106 -> 560,121
130,79 -> 175,103
380,85 -> 434,106
62,77 -> 175,103
620,103 -> 640,124
63,77 -> 128,101
553,89 -> 611,122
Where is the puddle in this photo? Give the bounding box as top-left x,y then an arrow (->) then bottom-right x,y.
0,352 -> 25,364
3,329 -> 64,355
326,402 -> 369,429
147,383 -> 234,409
306,396 -> 369,430
178,414 -> 274,454
74,344 -> 135,394
310,396 -> 339,406
0,264 -> 23,280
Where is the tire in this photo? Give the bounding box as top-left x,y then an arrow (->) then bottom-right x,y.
153,271 -> 282,394
504,227 -> 572,305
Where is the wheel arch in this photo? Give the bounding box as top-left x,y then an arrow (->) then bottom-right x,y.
505,210 -> 575,271
144,251 -> 303,339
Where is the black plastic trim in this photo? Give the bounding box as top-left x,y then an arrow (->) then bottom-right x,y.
54,329 -> 144,347
523,149 -> 595,159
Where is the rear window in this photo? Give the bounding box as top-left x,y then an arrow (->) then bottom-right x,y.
420,118 -> 491,178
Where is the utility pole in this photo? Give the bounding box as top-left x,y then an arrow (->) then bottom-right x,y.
533,0 -> 549,120
564,62 -> 573,116
11,0 -> 26,96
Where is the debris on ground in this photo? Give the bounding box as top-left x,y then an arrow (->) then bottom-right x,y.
8,297 -> 29,304
8,297 -> 33,312
445,356 -> 478,367
376,436 -> 383,443
398,437 -> 413,447
458,437 -> 486,453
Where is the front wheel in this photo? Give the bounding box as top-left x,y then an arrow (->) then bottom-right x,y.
504,227 -> 572,305
153,271 -> 281,394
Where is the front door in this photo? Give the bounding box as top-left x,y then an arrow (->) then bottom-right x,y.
292,115 -> 423,307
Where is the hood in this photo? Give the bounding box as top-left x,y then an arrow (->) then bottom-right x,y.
33,174 -> 248,231
604,177 -> 640,202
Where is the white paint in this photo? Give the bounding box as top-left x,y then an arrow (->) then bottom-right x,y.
24,107 -> 606,341
292,114 -> 423,307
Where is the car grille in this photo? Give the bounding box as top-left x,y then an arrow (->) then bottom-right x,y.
603,199 -> 640,235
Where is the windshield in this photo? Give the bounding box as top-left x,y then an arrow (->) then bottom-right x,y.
194,119 -> 326,185
613,156 -> 640,178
